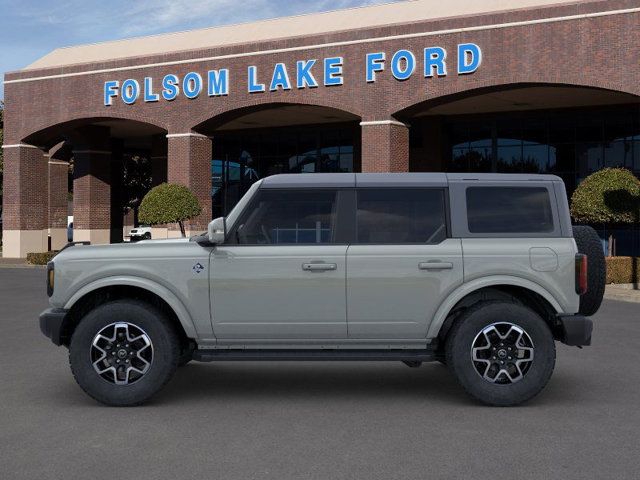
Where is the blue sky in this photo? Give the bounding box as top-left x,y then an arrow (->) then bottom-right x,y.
0,0 -> 402,99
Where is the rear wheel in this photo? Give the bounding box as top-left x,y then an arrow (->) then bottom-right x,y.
446,301 -> 556,406
69,300 -> 180,406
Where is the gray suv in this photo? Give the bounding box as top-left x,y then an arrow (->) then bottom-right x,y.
39,173 -> 605,407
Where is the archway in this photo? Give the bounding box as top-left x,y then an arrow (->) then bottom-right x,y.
23,117 -> 167,248
193,103 -> 361,218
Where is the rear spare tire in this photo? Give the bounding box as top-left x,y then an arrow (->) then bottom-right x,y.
573,226 -> 606,316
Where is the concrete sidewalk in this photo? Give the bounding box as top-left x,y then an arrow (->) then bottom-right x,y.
604,284 -> 640,303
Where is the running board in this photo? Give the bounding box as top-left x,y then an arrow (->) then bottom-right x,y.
192,349 -> 438,362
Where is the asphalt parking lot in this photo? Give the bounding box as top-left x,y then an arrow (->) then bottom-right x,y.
1,268 -> 639,480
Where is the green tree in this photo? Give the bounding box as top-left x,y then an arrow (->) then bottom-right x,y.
139,183 -> 202,237
121,154 -> 152,225
571,168 -> 640,256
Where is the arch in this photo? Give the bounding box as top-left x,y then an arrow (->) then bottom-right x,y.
22,115 -> 168,150
392,82 -> 640,121
190,101 -> 362,134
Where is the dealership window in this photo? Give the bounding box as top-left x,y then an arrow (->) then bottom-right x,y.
356,189 -> 447,243
212,124 -> 358,218
466,187 -> 554,234
233,189 -> 338,245
442,105 -> 640,197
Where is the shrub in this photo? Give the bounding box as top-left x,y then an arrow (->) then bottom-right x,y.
139,183 -> 202,237
571,168 -> 640,256
27,251 -> 57,265
606,257 -> 640,284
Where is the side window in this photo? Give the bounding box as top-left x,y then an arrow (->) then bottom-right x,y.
466,187 -> 554,234
234,189 -> 338,244
356,189 -> 447,244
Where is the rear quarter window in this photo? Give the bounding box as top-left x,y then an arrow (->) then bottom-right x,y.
466,186 -> 554,234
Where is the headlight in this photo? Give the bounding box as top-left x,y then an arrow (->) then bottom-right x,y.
47,262 -> 55,297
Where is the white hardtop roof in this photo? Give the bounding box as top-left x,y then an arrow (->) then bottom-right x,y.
25,0 -> 582,70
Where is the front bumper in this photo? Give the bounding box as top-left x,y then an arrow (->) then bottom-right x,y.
39,308 -> 69,346
557,314 -> 593,346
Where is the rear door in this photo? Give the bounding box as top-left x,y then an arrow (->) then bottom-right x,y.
346,187 -> 463,339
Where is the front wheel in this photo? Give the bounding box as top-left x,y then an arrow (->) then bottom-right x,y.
445,301 -> 556,406
69,300 -> 180,406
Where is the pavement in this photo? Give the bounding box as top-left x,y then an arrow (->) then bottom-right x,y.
1,268 -> 639,480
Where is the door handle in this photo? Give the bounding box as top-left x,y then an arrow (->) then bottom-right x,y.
302,263 -> 337,272
419,261 -> 454,271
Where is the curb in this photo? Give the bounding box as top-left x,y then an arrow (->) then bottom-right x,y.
0,264 -> 46,269
604,284 -> 640,303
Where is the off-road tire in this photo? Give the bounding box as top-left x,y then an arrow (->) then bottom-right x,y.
69,300 -> 180,406
446,301 -> 556,407
572,225 -> 606,316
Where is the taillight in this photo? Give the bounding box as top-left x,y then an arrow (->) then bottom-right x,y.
575,254 -> 588,295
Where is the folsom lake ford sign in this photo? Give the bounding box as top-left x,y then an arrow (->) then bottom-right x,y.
103,43 -> 482,106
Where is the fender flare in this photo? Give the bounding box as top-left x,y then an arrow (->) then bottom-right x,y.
426,275 -> 563,339
64,276 -> 198,338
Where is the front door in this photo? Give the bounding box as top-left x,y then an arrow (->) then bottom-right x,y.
210,188 -> 349,340
346,188 -> 464,339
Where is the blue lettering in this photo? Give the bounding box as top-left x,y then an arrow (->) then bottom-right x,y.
458,43 -> 482,74
296,60 -> 318,89
162,74 -> 179,101
104,80 -> 119,106
366,52 -> 385,83
208,69 -> 229,96
183,72 -> 203,99
121,79 -> 140,104
424,47 -> 447,77
248,66 -> 265,93
144,77 -> 159,102
324,57 -> 344,86
270,63 -> 292,91
391,50 -> 415,81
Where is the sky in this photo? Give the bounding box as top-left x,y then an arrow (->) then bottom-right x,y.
0,0 -> 403,100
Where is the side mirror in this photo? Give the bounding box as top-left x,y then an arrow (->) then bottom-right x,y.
208,217 -> 226,244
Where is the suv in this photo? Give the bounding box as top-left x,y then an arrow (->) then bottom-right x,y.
128,225 -> 152,242
39,173 -> 605,407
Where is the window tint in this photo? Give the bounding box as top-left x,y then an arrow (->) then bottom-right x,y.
235,189 -> 338,244
356,189 -> 447,244
466,187 -> 554,234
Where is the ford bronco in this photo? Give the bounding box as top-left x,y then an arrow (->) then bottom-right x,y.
39,173 -> 605,406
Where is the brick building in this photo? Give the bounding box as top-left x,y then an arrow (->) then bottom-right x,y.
2,0 -> 640,257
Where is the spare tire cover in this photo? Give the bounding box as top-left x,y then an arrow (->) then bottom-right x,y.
572,225 -> 606,316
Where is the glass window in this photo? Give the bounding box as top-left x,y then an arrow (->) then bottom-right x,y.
235,189 -> 338,245
466,187 -> 554,234
356,189 -> 447,244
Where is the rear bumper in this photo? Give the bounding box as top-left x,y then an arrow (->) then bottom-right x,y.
557,314 -> 593,346
39,308 -> 68,346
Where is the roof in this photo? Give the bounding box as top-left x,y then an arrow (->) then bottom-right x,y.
260,173 -> 562,188
25,0 -> 583,70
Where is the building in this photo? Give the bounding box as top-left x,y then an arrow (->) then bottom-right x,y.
2,0 -> 640,257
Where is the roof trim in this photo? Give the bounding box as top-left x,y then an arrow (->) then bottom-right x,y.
5,6 -> 639,85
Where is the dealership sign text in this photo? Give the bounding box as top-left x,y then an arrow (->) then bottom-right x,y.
104,43 -> 482,106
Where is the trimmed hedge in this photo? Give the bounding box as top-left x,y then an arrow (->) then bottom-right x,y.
606,256 -> 640,284
27,251 -> 57,265
571,168 -> 640,224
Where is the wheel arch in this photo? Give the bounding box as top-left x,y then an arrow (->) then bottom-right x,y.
428,277 -> 563,341
61,277 -> 198,346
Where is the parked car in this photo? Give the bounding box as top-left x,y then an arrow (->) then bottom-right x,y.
39,173 -> 605,406
129,226 -> 152,242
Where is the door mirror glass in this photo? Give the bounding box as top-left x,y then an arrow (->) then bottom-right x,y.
208,217 -> 226,244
